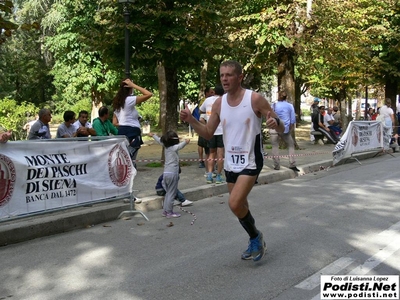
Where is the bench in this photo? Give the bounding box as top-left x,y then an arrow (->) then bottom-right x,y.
311,131 -> 325,144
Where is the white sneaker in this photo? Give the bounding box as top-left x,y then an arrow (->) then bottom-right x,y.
123,197 -> 142,204
181,200 -> 193,207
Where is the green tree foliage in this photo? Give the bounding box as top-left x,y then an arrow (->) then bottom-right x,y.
1,0 -> 400,134
361,0 -> 400,81
128,1 -> 229,66
136,91 -> 160,127
298,0 -> 400,127
0,26 -> 54,105
0,98 -> 37,140
229,0 -> 306,86
300,0 -> 400,98
0,0 -> 52,104
0,0 -> 41,45
178,66 -> 218,103
122,0 -> 231,132
43,0 -> 121,114
0,0 -> 17,44
303,0 -> 372,89
361,0 -> 400,101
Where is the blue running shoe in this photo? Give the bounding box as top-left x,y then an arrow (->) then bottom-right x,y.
241,244 -> 253,260
215,173 -> 223,184
206,173 -> 213,184
241,231 -> 267,261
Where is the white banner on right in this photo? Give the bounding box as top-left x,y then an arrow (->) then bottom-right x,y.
332,121 -> 391,166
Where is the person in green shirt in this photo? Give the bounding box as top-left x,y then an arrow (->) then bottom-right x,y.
92,106 -> 118,136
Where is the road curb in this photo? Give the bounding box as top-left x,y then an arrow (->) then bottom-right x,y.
0,150 -> 383,246
0,202 -> 130,246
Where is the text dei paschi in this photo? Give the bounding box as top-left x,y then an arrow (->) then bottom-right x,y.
24,153 -> 88,203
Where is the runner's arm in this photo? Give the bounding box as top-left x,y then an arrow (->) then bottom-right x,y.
252,92 -> 284,133
180,101 -> 220,140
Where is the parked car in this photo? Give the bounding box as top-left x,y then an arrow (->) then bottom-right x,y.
352,99 -> 377,119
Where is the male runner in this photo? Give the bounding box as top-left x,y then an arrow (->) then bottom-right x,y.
180,60 -> 284,262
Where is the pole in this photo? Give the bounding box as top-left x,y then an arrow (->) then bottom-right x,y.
123,4 -> 130,79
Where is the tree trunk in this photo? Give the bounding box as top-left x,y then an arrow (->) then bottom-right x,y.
277,46 -> 295,103
338,86 -> 348,132
157,62 -> 167,132
164,66 -> 179,133
157,62 -> 179,134
294,78 -> 302,126
346,93 -> 352,125
90,90 -> 103,123
354,98 -> 361,120
157,62 -> 179,163
385,77 -> 398,108
385,77 -> 399,130
199,60 -> 208,102
277,46 -> 299,149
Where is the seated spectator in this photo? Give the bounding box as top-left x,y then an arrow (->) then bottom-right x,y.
73,110 -> 96,137
155,174 -> 193,207
324,107 -> 342,139
56,111 -> 77,138
371,107 -> 379,121
28,108 -> 52,140
310,98 -> 320,142
23,114 -> 38,135
312,105 -> 339,144
366,108 -> 373,121
92,106 -> 118,136
332,106 -> 342,127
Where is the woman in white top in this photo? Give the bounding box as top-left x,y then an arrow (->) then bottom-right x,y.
379,98 -> 395,134
112,79 -> 153,164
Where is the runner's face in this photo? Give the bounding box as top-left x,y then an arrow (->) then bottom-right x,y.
220,66 -> 242,93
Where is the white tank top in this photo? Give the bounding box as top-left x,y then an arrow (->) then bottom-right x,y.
220,89 -> 263,172
114,96 -> 141,128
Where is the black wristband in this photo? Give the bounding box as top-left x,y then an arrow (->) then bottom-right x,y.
274,117 -> 280,126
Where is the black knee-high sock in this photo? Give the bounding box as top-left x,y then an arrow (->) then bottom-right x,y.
239,210 -> 258,239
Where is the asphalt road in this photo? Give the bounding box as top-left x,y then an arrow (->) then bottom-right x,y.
0,154 -> 399,300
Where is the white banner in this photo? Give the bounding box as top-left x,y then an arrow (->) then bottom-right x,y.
332,121 -> 391,165
0,137 -> 136,219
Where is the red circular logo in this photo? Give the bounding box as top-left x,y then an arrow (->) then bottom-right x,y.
108,145 -> 132,187
0,154 -> 16,207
